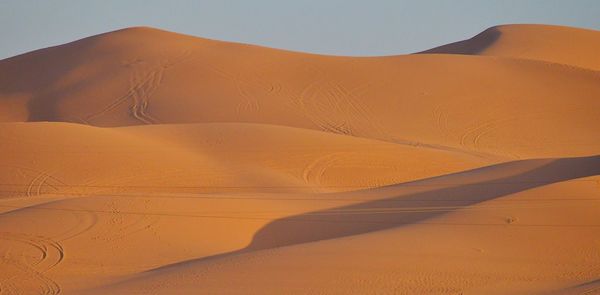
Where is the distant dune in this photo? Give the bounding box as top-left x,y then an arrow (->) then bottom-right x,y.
0,24 -> 599,294
421,24 -> 600,70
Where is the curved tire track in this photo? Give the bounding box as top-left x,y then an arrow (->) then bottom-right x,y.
0,232 -> 64,294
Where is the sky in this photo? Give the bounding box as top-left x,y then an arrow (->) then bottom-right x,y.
1,0 -> 600,59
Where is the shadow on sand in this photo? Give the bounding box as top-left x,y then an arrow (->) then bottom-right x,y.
147,155 -> 600,273
246,155 -> 600,250
418,26 -> 501,55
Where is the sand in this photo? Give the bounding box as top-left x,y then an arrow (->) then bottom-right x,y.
0,24 -> 599,294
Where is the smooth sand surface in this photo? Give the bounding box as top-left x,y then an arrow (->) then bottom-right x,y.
421,24 -> 600,70
0,24 -> 599,294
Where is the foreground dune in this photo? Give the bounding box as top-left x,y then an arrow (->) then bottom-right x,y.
0,24 -> 599,294
91,156 -> 600,295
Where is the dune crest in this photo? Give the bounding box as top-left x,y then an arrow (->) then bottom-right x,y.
421,24 -> 600,70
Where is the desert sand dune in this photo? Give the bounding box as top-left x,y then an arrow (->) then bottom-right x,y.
0,122 -> 486,196
0,122 -> 486,292
246,155 -> 600,250
1,26 -> 599,159
0,24 -> 599,294
421,24 -> 600,70
88,156 -> 600,295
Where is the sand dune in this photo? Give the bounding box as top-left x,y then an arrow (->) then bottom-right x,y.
0,122 -> 486,196
421,24 -> 600,70
0,24 -> 599,294
1,26 -> 599,159
91,156 -> 600,295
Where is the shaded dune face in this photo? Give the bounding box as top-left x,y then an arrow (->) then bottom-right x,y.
247,155 -> 600,250
0,24 -> 600,295
419,26 -> 502,55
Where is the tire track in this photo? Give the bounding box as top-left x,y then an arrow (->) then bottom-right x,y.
1,258 -> 61,295
432,102 -> 450,139
25,172 -> 46,198
293,76 -> 394,141
54,206 -> 98,242
302,153 -> 343,187
294,79 -> 353,135
460,117 -> 513,149
1,166 -> 66,198
27,172 -> 59,198
459,111 -> 550,159
333,82 -> 390,139
471,117 -> 516,150
130,69 -> 161,124
0,233 -> 64,294
86,50 -> 192,124
233,73 -> 261,114
0,233 -> 65,271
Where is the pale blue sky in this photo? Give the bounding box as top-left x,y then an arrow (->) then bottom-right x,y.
1,0 -> 599,59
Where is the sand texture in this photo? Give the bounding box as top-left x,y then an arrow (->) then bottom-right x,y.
0,24 -> 599,294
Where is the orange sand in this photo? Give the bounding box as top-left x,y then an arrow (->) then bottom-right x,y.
0,24 -> 599,294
